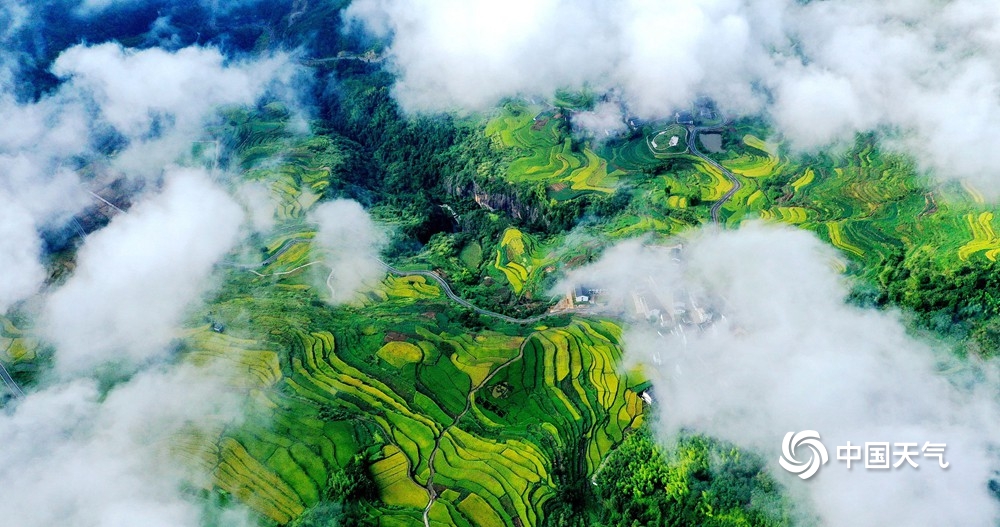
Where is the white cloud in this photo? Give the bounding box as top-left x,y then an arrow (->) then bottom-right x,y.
53,44 -> 275,138
0,363 -> 252,527
0,201 -> 46,314
0,7 -> 313,526
0,42 -> 301,315
0,157 -> 88,314
42,168 -> 244,376
771,69 -> 870,150
52,43 -> 299,176
571,100 -> 628,138
236,182 -> 277,233
347,0 -> 1000,191
562,222 -> 1000,525
310,199 -> 386,304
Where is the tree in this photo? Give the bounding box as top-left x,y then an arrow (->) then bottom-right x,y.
590,431 -> 790,527
326,454 -> 377,504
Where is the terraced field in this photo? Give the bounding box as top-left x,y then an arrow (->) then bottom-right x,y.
722,134 -> 783,178
376,275 -> 443,301
490,106 -> 1000,281
487,104 -> 620,199
191,290 -> 646,526
958,212 -> 1000,261
691,156 -> 735,202
473,321 -> 646,473
0,317 -> 37,363
493,228 -> 552,296
187,102 -> 1000,527
184,327 -> 283,389
0,316 -> 39,396
173,111 -> 653,526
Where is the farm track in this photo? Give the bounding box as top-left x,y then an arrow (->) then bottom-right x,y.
421,336 -> 531,527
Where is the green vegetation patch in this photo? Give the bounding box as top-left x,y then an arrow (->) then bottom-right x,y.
589,431 -> 792,527
487,103 -> 620,200
647,124 -> 689,156
493,227 -> 553,296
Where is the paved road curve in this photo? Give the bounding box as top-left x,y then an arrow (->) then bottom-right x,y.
230,241 -> 566,325
0,361 -> 24,399
376,259 -> 557,325
686,125 -> 742,224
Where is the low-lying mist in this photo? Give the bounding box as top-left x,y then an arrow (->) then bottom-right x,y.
560,222 -> 1000,525
347,0 -> 1000,194
0,3 -> 388,524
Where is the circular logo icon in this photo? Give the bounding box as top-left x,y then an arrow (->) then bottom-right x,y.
779,430 -> 829,480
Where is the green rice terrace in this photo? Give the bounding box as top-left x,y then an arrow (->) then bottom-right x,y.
481,99 -> 1000,341
182,237 -> 649,526
155,95 -> 1000,525
152,108 -> 651,527
486,103 -> 622,201
119,99 -> 812,526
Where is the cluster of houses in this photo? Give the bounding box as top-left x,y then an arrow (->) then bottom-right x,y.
571,285 -> 604,304
563,246 -> 718,331
630,283 -> 714,329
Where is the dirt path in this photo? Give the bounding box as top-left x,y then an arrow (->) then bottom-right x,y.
421,336 -> 532,527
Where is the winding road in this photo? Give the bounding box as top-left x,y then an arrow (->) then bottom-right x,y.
376,259 -> 558,325
231,236 -> 565,325
685,124 -> 742,225
0,361 -> 24,399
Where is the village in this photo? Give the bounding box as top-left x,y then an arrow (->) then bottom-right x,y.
553,245 -> 719,336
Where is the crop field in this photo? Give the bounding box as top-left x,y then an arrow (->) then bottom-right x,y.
473,321 -> 645,470
463,101 -> 1000,308
191,308 -> 646,527
606,213 -> 684,238
487,104 -> 620,199
184,327 -> 283,389
691,157 -> 734,201
371,445 -> 429,509
379,275 -> 442,301
473,105 -> 1000,284
722,134 -> 783,178
0,316 -> 41,394
0,317 -> 37,363
957,212 -> 1000,261
600,133 -> 661,171
179,104 -> 1000,527
673,127 -> 1000,277
377,341 -> 425,368
188,125 -> 651,525
493,228 -> 554,296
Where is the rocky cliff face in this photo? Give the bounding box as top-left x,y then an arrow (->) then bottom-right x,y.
448,179 -> 542,223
